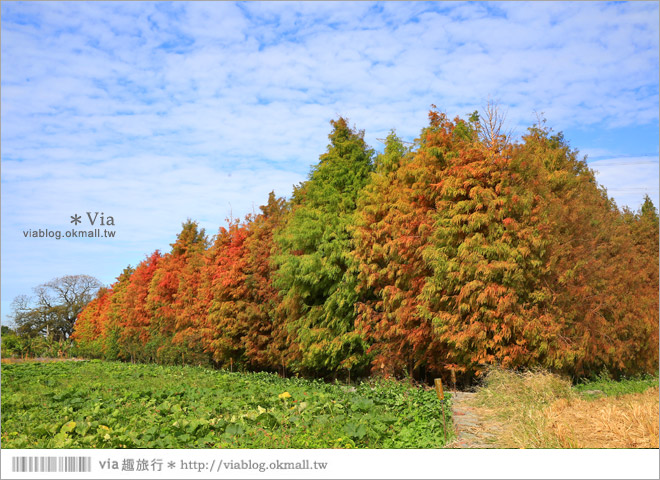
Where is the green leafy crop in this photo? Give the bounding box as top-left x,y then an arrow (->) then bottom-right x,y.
1,360 -> 453,449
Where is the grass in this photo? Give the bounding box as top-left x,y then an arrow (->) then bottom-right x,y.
472,368 -> 576,448
574,371 -> 659,398
545,387 -> 659,448
472,367 -> 659,448
1,359 -> 453,449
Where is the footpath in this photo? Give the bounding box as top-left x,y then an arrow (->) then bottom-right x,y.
445,391 -> 500,448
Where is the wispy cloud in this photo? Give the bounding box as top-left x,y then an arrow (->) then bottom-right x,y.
1,1 -> 658,318
588,156 -> 659,210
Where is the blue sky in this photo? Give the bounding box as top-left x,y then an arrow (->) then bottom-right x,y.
2,1 -> 659,324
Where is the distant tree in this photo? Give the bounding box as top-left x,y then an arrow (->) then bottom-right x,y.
10,275 -> 102,341
1,325 -> 15,335
1,324 -> 22,358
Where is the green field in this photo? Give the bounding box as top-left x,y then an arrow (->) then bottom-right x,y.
1,360 -> 453,448
575,371 -> 659,399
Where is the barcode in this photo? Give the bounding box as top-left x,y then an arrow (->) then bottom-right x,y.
11,456 -> 92,473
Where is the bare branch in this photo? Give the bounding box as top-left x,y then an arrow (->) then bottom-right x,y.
12,275 -> 103,340
478,99 -> 512,151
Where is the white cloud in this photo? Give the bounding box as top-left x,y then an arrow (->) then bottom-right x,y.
589,157 -> 660,211
1,1 -> 658,316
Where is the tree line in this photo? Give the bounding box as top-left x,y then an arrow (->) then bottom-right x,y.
72,107 -> 659,383
4,275 -> 102,358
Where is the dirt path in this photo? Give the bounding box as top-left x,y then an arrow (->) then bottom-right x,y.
1,357 -> 86,364
445,391 -> 501,448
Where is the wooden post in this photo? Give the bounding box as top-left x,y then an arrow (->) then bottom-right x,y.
434,378 -> 444,400
435,378 -> 447,445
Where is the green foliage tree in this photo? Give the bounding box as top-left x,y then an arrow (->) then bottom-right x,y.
1,327 -> 24,358
275,117 -> 374,376
1,325 -> 15,335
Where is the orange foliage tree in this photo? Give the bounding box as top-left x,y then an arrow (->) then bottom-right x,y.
72,109 -> 659,382
202,218 -> 251,368
118,251 -> 161,363
353,126 -> 446,381
241,193 -> 289,371
71,287 -> 112,358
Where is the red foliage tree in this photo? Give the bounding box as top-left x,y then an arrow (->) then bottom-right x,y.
118,251 -> 161,363
242,192 -> 288,371
72,287 -> 112,358
146,221 -> 208,364
169,221 -> 211,364
202,219 -> 250,368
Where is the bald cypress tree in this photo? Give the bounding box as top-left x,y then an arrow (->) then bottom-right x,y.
274,117 -> 374,376
352,127 -> 446,380
420,110 -> 551,380
146,220 -> 207,364
242,192 -> 289,371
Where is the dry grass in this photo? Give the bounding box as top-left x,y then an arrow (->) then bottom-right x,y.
545,387 -> 659,448
473,367 -> 659,448
474,367 -> 575,448
0,357 -> 83,364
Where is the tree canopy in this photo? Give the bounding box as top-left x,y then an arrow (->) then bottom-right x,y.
11,275 -> 102,341
71,110 -> 659,383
